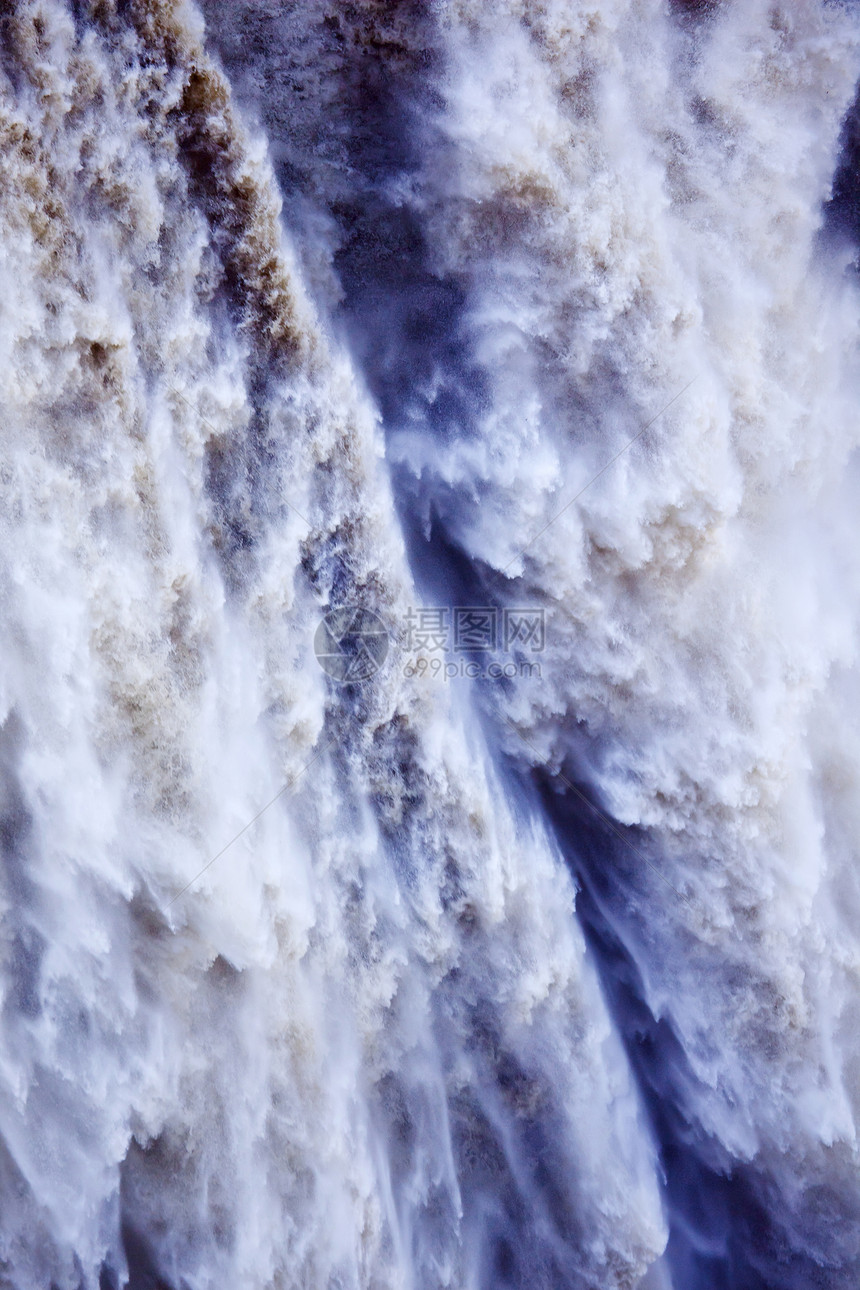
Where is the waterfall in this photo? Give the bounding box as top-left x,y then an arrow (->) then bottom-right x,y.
1,2 -> 859,1287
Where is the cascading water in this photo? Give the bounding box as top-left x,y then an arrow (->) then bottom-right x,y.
1,1 -> 860,1287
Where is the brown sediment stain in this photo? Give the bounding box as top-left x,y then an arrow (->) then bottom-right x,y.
0,8 -> 220,820
0,106 -> 70,263
178,69 -> 305,358
0,2 -> 386,822
0,98 -> 133,454
113,0 -> 313,374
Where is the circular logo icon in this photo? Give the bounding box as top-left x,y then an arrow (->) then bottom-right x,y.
313,606 -> 389,684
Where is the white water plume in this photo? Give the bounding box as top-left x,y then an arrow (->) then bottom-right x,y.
0,2 -> 860,1288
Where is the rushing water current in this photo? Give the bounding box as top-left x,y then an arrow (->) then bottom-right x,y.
2,1 -> 860,1287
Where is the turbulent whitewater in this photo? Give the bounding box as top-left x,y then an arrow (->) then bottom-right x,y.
1,0 -> 860,1287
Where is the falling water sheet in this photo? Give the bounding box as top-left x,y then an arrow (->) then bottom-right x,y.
1,2 -> 860,1288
